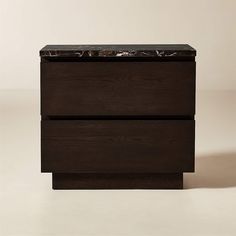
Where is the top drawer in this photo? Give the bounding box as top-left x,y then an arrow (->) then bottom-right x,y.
41,61 -> 195,116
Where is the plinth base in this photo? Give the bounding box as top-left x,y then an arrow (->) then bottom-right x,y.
52,173 -> 183,189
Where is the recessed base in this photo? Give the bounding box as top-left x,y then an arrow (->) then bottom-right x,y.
52,173 -> 183,189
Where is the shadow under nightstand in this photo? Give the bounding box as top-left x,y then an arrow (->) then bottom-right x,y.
184,152 -> 236,188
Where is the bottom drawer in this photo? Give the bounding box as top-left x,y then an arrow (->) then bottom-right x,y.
41,120 -> 194,173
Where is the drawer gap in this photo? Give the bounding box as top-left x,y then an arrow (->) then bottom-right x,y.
43,115 -> 194,121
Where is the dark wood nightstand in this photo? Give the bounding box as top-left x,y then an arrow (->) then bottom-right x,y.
40,44 -> 196,189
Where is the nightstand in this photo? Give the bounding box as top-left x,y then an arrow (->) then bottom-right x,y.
40,44 -> 196,189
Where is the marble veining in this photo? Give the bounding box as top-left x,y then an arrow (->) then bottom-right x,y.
40,44 -> 196,58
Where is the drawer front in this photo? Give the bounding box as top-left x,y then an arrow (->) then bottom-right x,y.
41,120 -> 194,173
41,62 -> 195,116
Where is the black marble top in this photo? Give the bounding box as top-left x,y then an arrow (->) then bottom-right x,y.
40,44 -> 196,58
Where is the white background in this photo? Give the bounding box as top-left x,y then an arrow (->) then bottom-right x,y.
0,0 -> 235,90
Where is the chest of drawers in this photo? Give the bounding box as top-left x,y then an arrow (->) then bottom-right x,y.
40,44 -> 196,189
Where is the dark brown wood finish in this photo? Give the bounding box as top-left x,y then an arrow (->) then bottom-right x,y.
40,44 -> 196,189
52,173 -> 183,189
41,62 -> 195,116
41,120 -> 194,173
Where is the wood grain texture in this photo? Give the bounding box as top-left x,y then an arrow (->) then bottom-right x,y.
52,173 -> 183,189
41,61 -> 195,116
41,120 -> 194,173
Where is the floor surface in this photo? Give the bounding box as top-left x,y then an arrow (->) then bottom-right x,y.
0,90 -> 235,236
